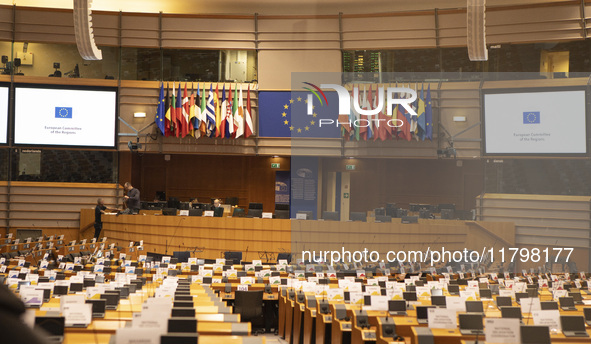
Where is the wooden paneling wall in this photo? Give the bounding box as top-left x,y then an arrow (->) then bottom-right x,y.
101,213 -> 514,265
476,193 -> 591,272
134,154 -> 290,213
321,158 -> 484,212
1,181 -> 123,243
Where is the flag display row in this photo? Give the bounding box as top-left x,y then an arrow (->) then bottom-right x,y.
341,83 -> 433,142
155,83 -> 255,139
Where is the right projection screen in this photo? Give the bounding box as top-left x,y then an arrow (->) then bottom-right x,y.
483,88 -> 587,155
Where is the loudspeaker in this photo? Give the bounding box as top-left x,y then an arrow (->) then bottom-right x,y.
467,0 -> 488,61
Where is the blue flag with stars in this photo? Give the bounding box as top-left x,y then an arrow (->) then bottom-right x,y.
425,85 -> 433,141
55,107 -> 72,119
258,91 -> 340,138
155,82 -> 165,135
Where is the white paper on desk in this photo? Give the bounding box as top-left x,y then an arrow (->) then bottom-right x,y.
60,295 -> 84,313
365,286 -> 381,296
349,291 -> 364,305
302,281 -> 316,293
416,286 -> 431,298
370,295 -> 389,311
86,286 -> 104,300
142,301 -> 172,314
63,303 -> 92,327
484,318 -> 520,344
499,289 -> 514,299
240,276 -> 254,285
532,310 -> 561,331
460,289 -> 477,301
520,297 -> 541,312
21,289 -> 44,307
513,282 -> 527,293
327,288 -> 344,301
446,296 -> 466,312
428,308 -> 457,329
315,285 -> 329,296
26,274 -> 39,285
386,289 -> 403,300
128,315 -> 167,334
338,279 -> 351,290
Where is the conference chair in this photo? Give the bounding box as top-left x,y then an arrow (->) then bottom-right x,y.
234,290 -> 265,335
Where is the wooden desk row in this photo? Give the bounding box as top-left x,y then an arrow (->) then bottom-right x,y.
278,289 -> 591,344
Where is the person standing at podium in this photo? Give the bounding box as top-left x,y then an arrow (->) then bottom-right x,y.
213,199 -> 224,217
121,182 -> 141,215
94,198 -> 115,239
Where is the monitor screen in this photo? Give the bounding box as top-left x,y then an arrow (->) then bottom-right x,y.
483,88 -> 587,155
14,85 -> 117,147
0,86 -> 7,144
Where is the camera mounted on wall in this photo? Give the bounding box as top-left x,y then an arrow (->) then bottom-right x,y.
49,62 -> 62,77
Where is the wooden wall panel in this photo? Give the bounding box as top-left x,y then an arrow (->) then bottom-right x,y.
135,154 -> 290,213
2,182 -> 123,241
322,158 -> 484,213
476,193 -> 591,272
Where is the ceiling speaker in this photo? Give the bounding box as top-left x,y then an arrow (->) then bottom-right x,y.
73,0 -> 102,60
467,0 -> 488,61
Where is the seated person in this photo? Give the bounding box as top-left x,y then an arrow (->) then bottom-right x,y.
213,199 -> 224,217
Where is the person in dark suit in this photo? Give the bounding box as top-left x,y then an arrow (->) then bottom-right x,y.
0,283 -> 49,344
213,199 -> 224,217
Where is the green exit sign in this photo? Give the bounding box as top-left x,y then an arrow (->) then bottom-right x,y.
346,164 -> 356,170
271,163 -> 280,169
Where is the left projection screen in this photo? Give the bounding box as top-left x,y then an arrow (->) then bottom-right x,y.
0,87 -> 8,144
14,86 -> 117,147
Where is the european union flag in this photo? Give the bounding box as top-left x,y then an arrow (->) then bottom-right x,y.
523,111 -> 540,124
55,107 -> 72,119
258,91 -> 340,138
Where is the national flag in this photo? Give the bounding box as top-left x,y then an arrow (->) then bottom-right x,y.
181,83 -> 190,138
425,84 -> 433,141
523,111 -> 540,124
409,84 -> 418,139
234,84 -> 245,138
366,85 -> 374,140
351,85 -> 360,141
338,86 -> 351,135
206,85 -> 216,136
416,84 -> 426,141
397,84 -> 411,141
225,84 -> 234,138
175,83 -> 182,138
358,86 -> 368,140
164,82 -> 172,137
155,82 -> 165,135
199,83 -> 207,135
219,84 -> 227,138
215,84 -> 221,137
189,84 -> 198,138
55,107 -> 72,118
245,84 -> 254,138
169,83 -> 177,137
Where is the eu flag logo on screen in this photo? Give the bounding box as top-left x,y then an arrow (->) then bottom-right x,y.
55,107 -> 72,119
523,111 -> 540,124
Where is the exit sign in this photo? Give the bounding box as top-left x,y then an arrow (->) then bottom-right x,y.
271,163 -> 280,169
346,164 -> 356,170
